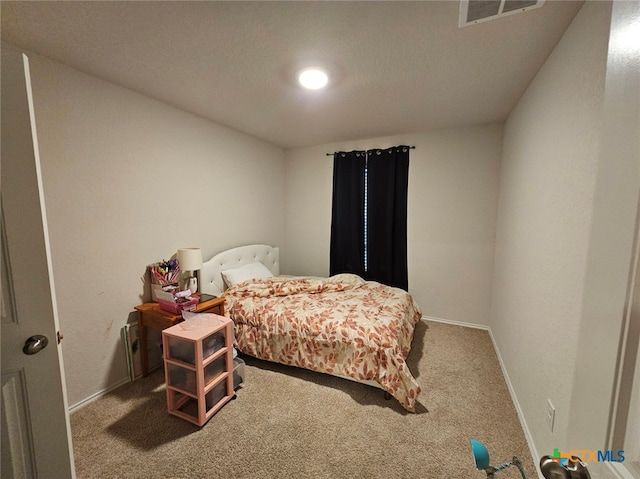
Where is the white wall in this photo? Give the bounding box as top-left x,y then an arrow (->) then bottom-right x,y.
26,53 -> 286,407
284,124 -> 503,326
491,0 -> 613,459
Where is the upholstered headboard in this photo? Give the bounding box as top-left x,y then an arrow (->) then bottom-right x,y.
200,244 -> 280,296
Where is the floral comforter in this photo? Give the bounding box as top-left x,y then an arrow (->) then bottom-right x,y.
223,273 -> 422,411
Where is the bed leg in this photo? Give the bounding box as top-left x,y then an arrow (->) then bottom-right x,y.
383,391 -> 392,400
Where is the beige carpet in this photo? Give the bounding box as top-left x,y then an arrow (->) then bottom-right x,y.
71,321 -> 538,478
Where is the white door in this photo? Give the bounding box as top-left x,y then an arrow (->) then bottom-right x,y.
1,48 -> 75,478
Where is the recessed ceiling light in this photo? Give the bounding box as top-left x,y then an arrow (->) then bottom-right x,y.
298,68 -> 329,90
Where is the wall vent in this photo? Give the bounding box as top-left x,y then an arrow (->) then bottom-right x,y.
459,0 -> 544,27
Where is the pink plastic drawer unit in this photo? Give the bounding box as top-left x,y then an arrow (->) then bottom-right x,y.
162,314 -> 234,427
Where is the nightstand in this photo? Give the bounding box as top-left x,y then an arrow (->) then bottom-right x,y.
134,295 -> 225,376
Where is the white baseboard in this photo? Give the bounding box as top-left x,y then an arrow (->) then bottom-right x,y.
68,377 -> 130,414
486,328 -> 545,479
422,315 -> 544,479
422,314 -> 490,330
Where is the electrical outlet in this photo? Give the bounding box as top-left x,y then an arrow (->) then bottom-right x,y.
546,399 -> 556,432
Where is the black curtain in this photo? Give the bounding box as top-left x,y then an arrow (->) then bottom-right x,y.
366,146 -> 410,290
329,150 -> 366,277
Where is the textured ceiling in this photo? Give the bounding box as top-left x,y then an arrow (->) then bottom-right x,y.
1,1 -> 584,149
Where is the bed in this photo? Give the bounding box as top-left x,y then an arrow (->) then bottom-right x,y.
199,244 -> 422,411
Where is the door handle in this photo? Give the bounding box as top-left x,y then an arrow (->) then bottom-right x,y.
23,335 -> 48,355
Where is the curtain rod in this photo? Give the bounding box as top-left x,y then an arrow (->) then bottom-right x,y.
325,146 -> 415,156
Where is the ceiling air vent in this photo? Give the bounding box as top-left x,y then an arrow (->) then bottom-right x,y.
459,0 -> 544,27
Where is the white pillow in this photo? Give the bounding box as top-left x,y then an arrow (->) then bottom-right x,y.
221,262 -> 274,288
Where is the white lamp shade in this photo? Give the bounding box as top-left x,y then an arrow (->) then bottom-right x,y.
177,248 -> 202,272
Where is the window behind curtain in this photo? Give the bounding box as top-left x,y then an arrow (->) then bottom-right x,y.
329,146 -> 410,290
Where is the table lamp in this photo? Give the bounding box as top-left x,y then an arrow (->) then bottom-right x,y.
177,247 -> 202,293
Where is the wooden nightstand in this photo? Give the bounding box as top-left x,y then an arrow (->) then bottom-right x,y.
134,295 -> 225,376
